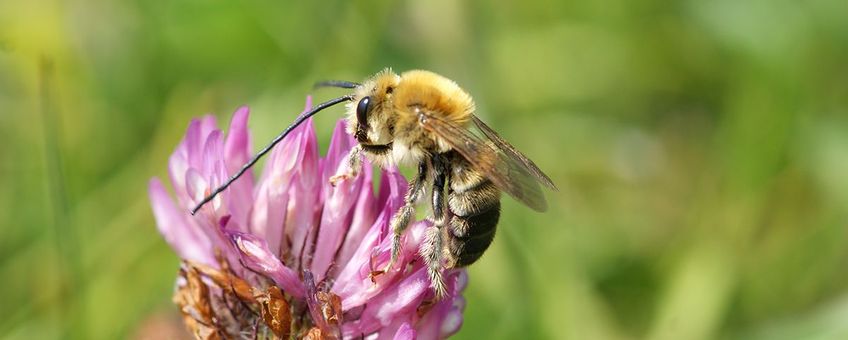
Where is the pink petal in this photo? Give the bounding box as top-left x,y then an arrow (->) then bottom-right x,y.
375,168 -> 408,238
223,106 -> 254,228
311,120 -> 361,282
334,221 -> 428,311
293,97 -> 319,189
332,169 -> 407,295
343,267 -> 430,336
185,115 -> 218,171
260,99 -> 316,184
285,172 -> 321,270
415,271 -> 468,340
223,106 -> 252,173
371,267 -> 429,322
392,323 -> 416,340
184,118 -> 204,172
251,109 -> 318,255
366,319 -> 417,340
167,147 -> 190,208
334,162 -> 376,270
200,130 -> 225,186
228,231 -> 305,298
148,178 -> 215,265
332,218 -> 384,303
323,120 -> 356,179
284,117 -> 321,270
198,115 -> 218,146
249,183 -> 289,257
250,98 -> 320,266
294,96 -> 314,120
295,117 -> 320,189
184,168 -> 209,209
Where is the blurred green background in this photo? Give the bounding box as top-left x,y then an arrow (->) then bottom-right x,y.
2,0 -> 848,339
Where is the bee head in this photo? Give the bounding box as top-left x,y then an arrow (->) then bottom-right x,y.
346,68 -> 400,145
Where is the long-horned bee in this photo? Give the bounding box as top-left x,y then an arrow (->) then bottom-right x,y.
192,69 -> 556,297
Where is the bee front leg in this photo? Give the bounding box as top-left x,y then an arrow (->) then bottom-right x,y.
329,144 -> 362,186
384,161 -> 429,273
421,156 -> 450,298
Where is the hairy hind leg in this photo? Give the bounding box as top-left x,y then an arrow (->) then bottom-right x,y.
421,223 -> 446,297
420,155 -> 450,298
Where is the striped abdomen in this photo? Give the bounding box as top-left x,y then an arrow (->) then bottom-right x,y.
444,152 -> 501,268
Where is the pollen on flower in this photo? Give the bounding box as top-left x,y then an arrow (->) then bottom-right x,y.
149,100 -> 467,339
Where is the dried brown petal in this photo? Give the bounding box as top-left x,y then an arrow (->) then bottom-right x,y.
256,286 -> 292,339
187,266 -> 213,322
302,327 -> 325,340
173,266 -> 221,340
316,292 -> 343,327
209,291 -> 251,338
196,326 -> 221,340
188,260 -> 257,304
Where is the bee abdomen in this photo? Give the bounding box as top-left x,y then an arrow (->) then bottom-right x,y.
445,178 -> 502,268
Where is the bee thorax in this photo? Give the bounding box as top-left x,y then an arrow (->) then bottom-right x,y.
391,140 -> 427,167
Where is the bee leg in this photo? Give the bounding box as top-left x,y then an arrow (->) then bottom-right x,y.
385,161 -> 429,272
421,156 -> 450,298
329,144 -> 362,186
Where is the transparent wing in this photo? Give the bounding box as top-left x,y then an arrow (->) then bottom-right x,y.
472,116 -> 557,190
421,114 -> 555,212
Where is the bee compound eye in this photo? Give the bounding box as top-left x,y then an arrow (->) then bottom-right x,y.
356,96 -> 371,128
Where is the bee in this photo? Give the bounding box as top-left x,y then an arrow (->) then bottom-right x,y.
192,69 -> 556,298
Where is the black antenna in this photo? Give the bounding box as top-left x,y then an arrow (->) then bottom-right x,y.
314,80 -> 360,89
190,95 -> 354,215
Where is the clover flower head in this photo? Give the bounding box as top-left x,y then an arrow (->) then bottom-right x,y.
149,98 -> 466,339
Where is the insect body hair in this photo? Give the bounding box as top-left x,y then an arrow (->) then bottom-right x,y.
344,69 -> 476,168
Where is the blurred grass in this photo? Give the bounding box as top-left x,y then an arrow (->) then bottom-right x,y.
2,0 -> 848,339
